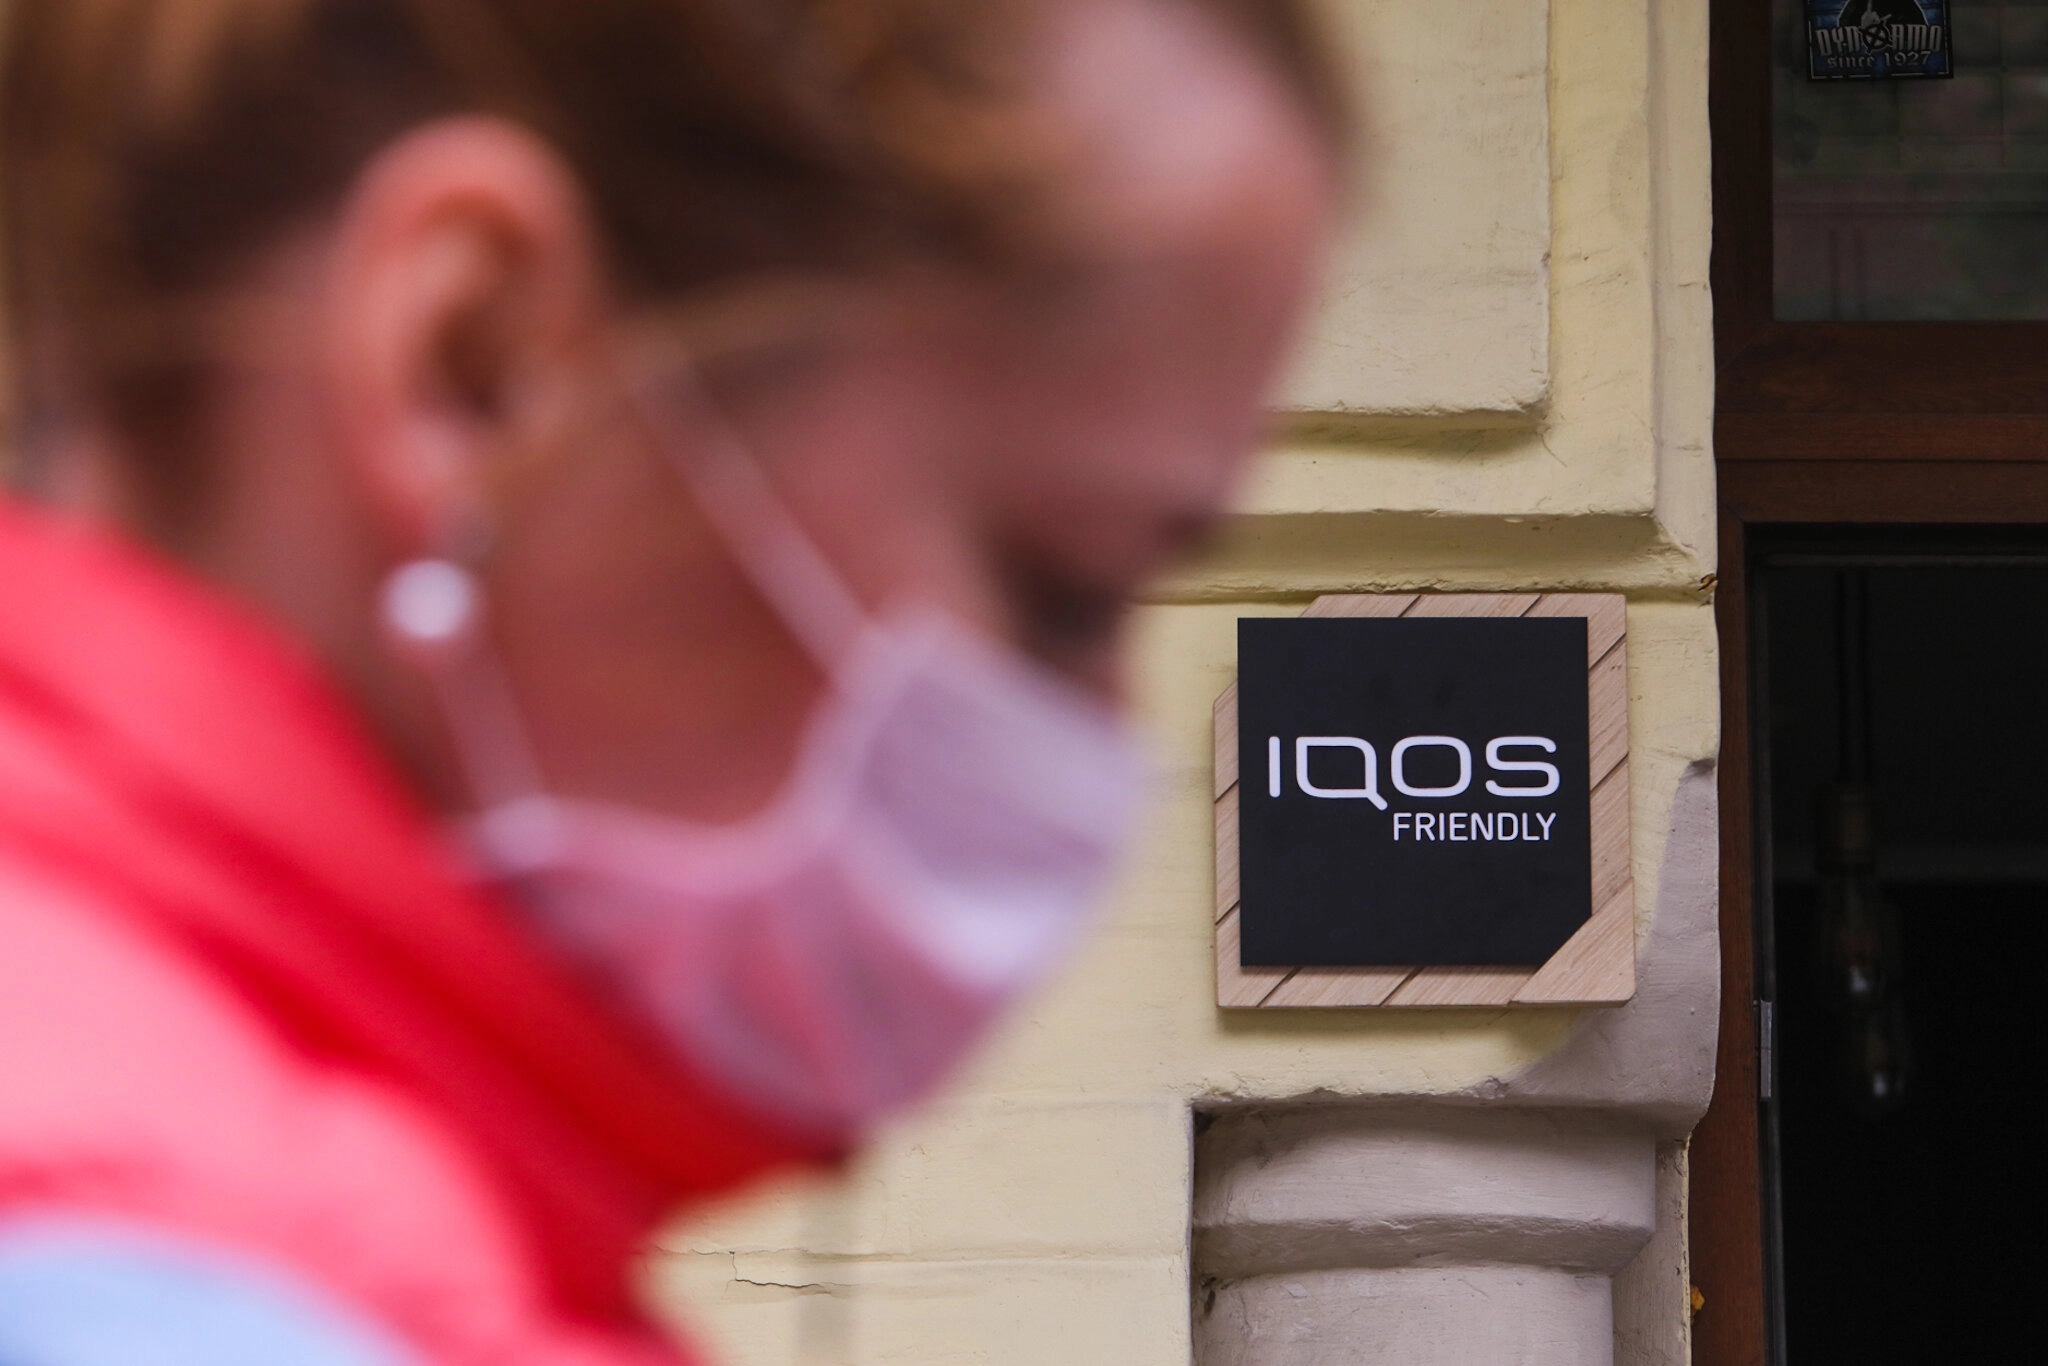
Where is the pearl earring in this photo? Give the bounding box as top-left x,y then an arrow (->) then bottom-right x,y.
380,558 -> 484,663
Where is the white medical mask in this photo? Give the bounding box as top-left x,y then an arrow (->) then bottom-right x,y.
379,355 -> 1147,1136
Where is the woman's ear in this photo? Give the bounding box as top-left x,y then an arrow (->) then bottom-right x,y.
319,116 -> 610,559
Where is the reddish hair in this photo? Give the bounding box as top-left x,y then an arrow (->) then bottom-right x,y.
0,0 -> 1345,509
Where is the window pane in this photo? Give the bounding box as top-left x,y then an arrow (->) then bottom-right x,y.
1774,0 -> 2048,320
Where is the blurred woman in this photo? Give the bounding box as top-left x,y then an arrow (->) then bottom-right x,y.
0,0 -> 1342,1361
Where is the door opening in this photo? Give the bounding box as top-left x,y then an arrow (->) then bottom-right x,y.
1752,530 -> 2048,1362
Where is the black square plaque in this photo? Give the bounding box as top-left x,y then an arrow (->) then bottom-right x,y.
1236,615 -> 1593,968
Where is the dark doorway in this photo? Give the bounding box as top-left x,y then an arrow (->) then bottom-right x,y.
1754,535 -> 2048,1363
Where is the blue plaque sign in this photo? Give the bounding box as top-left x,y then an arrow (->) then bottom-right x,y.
1807,1 -> 1953,81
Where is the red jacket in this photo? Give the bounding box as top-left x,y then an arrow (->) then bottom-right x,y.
0,497 -> 821,1362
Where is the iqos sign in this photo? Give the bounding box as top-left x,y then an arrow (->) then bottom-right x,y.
1275,734 -> 1559,804
1235,616 -> 1595,969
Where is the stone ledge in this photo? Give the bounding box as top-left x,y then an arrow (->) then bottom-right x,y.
1194,1106 -> 1658,1281
1198,1215 -> 1659,1279
1152,511 -> 1714,603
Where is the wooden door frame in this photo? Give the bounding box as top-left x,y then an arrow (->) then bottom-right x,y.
1693,468 -> 2048,1366
1698,2 -> 2048,1361
1712,0 -> 2048,454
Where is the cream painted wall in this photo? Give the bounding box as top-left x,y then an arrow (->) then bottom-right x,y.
651,1 -> 1718,1362
1284,2 -> 1552,416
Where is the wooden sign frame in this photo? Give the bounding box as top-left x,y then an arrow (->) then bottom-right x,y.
1215,593 -> 1635,1009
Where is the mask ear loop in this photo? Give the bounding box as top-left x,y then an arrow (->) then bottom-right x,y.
376,330 -> 878,850
379,553 -> 553,824
623,330 -> 871,676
